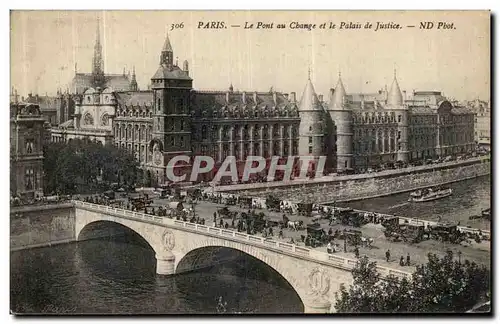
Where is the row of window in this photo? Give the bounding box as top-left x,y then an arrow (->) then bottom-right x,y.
115,124 -> 153,142
353,112 -> 398,124
196,124 -> 299,141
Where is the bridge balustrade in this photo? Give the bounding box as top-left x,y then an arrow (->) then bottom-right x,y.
73,200 -> 411,279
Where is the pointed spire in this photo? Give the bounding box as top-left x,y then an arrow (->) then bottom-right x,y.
387,69 -> 403,107
92,16 -> 104,84
299,78 -> 322,111
160,33 -> 174,66
162,33 -> 173,52
96,17 -> 100,44
330,73 -> 346,109
130,66 -> 138,91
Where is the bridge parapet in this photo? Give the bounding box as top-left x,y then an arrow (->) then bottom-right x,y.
73,200 -> 411,281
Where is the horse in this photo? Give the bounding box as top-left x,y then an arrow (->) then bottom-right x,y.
287,220 -> 303,231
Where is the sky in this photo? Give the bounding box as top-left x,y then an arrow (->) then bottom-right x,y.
10,10 -> 490,101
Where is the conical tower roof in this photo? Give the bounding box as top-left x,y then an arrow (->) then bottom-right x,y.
330,74 -> 346,110
387,70 -> 403,107
298,78 -> 322,111
162,34 -> 173,52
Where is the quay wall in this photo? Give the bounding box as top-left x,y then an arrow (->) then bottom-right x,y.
10,203 -> 127,251
221,159 -> 491,203
10,203 -> 76,251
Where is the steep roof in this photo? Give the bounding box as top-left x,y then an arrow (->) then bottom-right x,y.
151,65 -> 192,80
191,90 -> 298,118
330,75 -> 347,110
298,79 -> 322,112
114,91 -> 153,107
387,72 -> 403,107
70,73 -> 131,94
162,34 -> 173,52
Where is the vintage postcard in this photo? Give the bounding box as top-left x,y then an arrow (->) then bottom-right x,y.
10,10 -> 491,314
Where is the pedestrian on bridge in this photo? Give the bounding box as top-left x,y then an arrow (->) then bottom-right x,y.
406,253 -> 411,266
400,256 -> 405,266
386,249 -> 391,262
213,212 -> 217,223
354,247 -> 360,258
278,229 -> 284,239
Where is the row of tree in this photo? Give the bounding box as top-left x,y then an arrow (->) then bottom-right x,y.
43,139 -> 141,195
334,252 -> 490,313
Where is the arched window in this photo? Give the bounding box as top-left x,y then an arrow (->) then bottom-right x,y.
201,125 -> 207,140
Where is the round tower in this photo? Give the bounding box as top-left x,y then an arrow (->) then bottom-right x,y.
298,75 -> 325,176
328,74 -> 353,172
387,70 -> 409,163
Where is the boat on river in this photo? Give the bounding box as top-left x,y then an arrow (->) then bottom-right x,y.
408,187 -> 452,202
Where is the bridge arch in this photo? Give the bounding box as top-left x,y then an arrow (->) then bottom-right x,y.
176,245 -> 304,313
171,235 -> 336,313
77,220 -> 156,253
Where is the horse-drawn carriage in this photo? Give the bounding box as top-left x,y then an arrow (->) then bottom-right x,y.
297,203 -> 313,217
239,197 -> 253,209
427,223 -> 468,244
186,188 -> 202,200
266,195 -> 281,212
130,196 -> 153,211
224,196 -> 237,206
382,216 -> 425,243
343,229 -> 363,246
304,223 -> 328,247
218,207 -> 238,219
241,211 -> 267,233
338,208 -> 369,227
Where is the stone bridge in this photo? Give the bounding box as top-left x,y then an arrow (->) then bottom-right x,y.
73,200 -> 411,313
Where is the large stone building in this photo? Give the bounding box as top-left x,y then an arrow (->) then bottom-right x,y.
10,103 -> 47,199
49,22 -> 476,184
468,98 -> 490,149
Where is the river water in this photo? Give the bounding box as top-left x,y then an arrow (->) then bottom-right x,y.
10,176 -> 490,314
338,175 -> 491,230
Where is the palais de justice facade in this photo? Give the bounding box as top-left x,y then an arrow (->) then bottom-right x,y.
50,22 -> 476,184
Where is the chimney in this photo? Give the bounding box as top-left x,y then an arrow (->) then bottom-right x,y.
290,92 -> 296,103
253,92 -> 258,104
273,92 -> 277,105
242,91 -> 246,104
318,94 -> 323,102
226,92 -> 230,104
403,90 -> 407,101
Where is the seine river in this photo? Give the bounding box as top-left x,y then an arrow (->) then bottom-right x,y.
10,176 -> 490,314
338,175 -> 491,230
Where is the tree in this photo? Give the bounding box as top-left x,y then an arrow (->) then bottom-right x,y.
42,139 -> 139,195
335,253 -> 490,313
